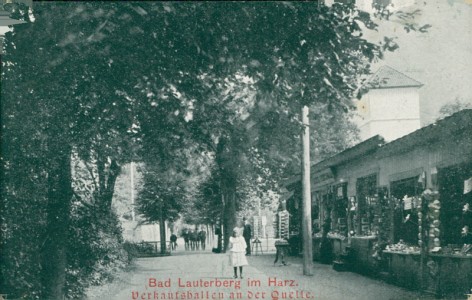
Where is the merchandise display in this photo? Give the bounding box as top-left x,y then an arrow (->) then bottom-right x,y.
385,240 -> 420,254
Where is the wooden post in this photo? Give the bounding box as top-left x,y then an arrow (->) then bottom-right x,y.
131,162 -> 135,221
301,105 -> 313,275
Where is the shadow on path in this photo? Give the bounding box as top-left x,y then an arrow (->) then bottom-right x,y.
87,252 -> 434,300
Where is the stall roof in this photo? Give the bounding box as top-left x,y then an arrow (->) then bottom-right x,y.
310,109 -> 472,168
313,135 -> 385,170
283,109 -> 472,188
283,135 -> 385,188
376,109 -> 472,158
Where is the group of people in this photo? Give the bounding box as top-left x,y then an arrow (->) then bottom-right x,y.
172,217 -> 292,279
180,228 -> 207,251
171,219 -> 253,279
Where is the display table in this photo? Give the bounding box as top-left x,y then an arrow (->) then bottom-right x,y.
312,235 -> 348,263
382,250 -> 421,290
425,253 -> 472,297
331,236 -> 347,256
349,236 -> 378,275
382,251 -> 472,297
252,238 -> 263,255
274,240 -> 290,265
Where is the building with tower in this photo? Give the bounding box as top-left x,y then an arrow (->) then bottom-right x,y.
355,65 -> 423,142
283,65 -> 471,297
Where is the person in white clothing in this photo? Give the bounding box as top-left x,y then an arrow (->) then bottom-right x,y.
229,227 -> 248,278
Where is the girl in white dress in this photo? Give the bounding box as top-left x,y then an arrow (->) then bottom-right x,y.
229,227 -> 248,278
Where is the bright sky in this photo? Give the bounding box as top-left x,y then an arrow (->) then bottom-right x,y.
367,0 -> 472,125
0,26 -> 11,36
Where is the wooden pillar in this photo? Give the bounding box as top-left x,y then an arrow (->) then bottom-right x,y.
301,105 -> 313,275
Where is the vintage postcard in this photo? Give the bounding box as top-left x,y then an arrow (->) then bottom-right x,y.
0,1 -> 471,300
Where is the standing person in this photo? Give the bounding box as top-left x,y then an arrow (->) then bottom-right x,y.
183,229 -> 190,251
213,222 -> 222,253
243,218 -> 252,255
170,233 -> 178,250
229,227 -> 248,279
198,229 -> 207,250
189,229 -> 198,251
194,229 -> 200,250
320,214 -> 333,264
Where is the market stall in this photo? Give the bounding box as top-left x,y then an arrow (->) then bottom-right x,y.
379,183 -> 472,297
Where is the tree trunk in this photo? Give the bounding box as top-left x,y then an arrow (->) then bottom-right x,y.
217,221 -> 223,252
96,154 -> 121,212
216,135 -> 238,253
102,159 -> 121,210
223,184 -> 237,252
97,152 -> 106,196
159,211 -> 167,255
41,146 -> 72,299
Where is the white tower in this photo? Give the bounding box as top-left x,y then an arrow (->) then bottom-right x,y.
356,65 -> 423,142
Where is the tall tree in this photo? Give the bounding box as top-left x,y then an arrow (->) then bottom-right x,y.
1,3 -> 141,298
136,167 -> 183,254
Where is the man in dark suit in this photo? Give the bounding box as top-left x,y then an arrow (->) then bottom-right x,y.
243,218 -> 252,255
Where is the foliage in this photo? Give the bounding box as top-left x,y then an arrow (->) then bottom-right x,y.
183,165 -> 222,225
0,159 -> 47,299
438,97 -> 472,119
122,241 -> 140,262
1,3 -> 138,296
136,168 -> 183,224
66,204 -> 127,299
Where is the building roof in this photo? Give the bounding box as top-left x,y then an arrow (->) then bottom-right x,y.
284,109 -> 472,189
376,108 -> 472,158
365,65 -> 423,89
313,135 -> 386,171
283,135 -> 386,188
